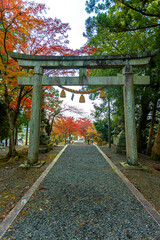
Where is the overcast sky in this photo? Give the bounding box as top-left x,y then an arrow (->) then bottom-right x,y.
35,0 -> 89,49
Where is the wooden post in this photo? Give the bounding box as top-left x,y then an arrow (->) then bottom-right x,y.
28,66 -> 43,165
123,65 -> 138,165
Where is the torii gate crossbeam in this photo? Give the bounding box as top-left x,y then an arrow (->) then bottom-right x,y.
9,50 -> 160,166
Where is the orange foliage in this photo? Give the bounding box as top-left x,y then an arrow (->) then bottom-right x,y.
53,116 -> 99,142
53,116 -> 79,138
76,118 -> 93,137
86,124 -> 101,141
0,0 -> 71,117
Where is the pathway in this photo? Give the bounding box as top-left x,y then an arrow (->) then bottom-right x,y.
0,145 -> 159,239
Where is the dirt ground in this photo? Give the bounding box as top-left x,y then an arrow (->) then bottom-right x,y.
0,144 -> 160,224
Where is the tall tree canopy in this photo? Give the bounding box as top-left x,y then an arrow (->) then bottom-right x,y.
85,0 -> 160,32
85,0 -> 160,54
84,0 -> 160,156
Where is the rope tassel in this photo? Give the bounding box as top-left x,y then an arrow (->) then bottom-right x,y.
60,89 -> 66,98
79,94 -> 85,103
59,85 -> 107,102
100,89 -> 106,98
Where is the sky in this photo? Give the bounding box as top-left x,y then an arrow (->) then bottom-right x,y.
33,0 -> 101,119
36,0 -> 89,49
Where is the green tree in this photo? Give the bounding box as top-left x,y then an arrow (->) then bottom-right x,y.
94,118 -> 108,142
85,0 -> 160,33
85,0 -> 160,154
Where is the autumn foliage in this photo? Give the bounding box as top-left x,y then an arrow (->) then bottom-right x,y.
0,0 -> 95,109
86,124 -> 101,141
53,116 -> 101,143
76,118 -> 93,138
53,117 -> 79,139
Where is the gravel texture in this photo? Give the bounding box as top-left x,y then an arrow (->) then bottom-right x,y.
2,145 -> 160,239
99,146 -> 160,213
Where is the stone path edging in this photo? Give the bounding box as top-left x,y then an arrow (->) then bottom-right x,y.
96,145 -> 160,226
0,145 -> 67,239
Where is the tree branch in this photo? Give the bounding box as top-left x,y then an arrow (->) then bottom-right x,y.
107,23 -> 160,32
121,1 -> 160,18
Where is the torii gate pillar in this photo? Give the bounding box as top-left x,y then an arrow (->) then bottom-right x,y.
123,65 -> 138,165
28,66 -> 43,165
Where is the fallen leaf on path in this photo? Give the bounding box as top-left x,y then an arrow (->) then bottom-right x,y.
38,187 -> 48,191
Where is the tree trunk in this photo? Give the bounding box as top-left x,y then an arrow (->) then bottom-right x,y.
146,98 -> 158,156
15,128 -> 18,145
8,120 -> 17,157
151,120 -> 160,161
6,110 -> 17,157
4,85 -> 31,157
26,124 -> 28,145
137,99 -> 150,153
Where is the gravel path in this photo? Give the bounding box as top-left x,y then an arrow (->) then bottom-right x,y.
2,145 -> 160,239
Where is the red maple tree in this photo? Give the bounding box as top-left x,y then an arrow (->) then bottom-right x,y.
53,116 -> 79,140
0,0 -> 72,156
77,118 -> 93,139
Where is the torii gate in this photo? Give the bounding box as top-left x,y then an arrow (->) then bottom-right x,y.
9,50 -> 159,166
